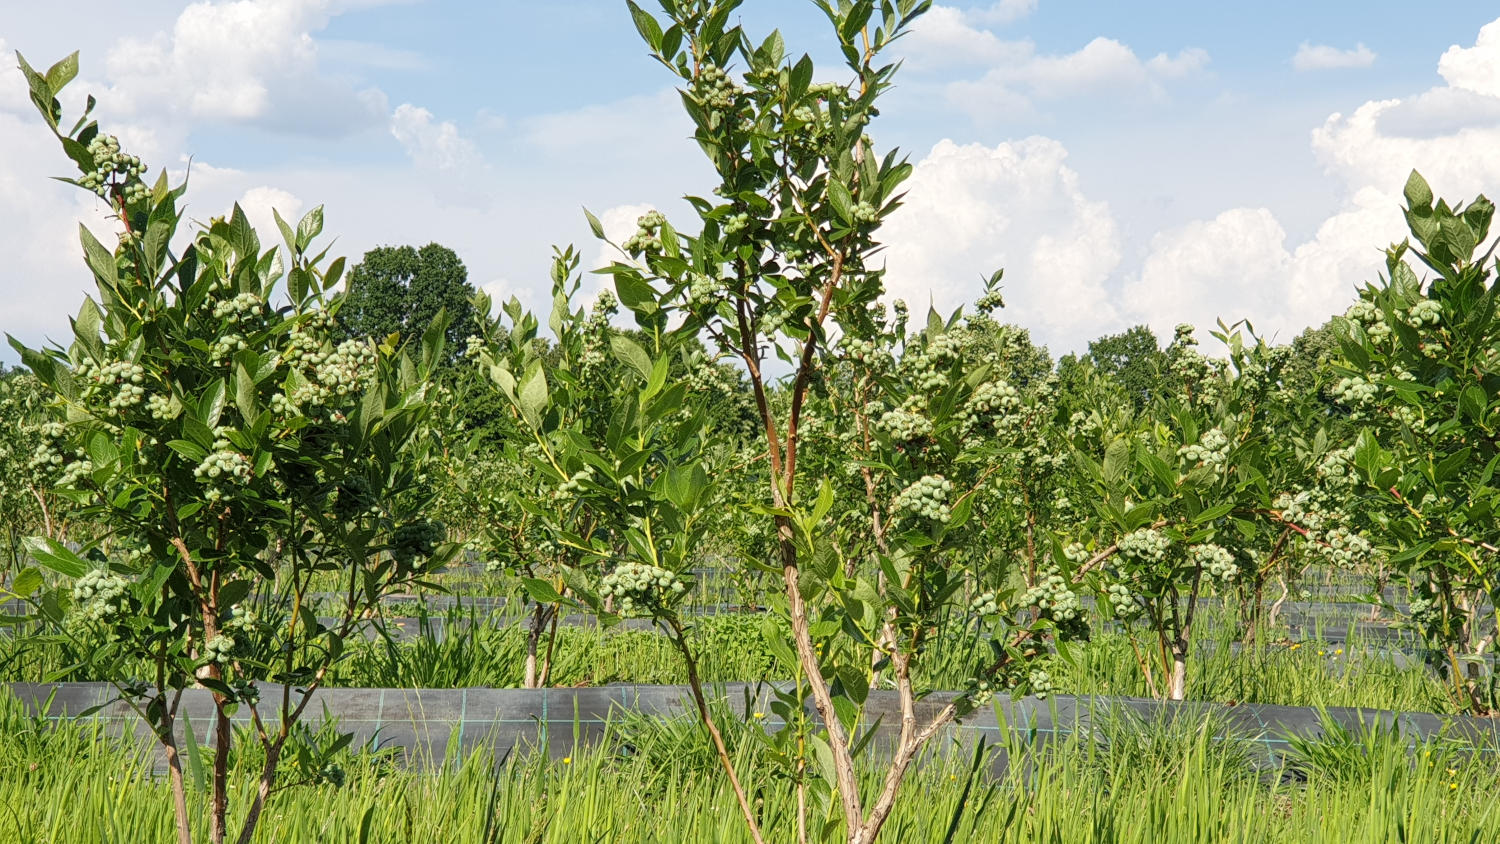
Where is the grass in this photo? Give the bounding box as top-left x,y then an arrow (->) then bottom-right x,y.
2,692 -> 1498,843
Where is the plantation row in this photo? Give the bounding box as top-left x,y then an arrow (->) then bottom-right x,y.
1,1 -> 1498,842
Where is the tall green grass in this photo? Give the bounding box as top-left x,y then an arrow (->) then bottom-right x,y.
2,693 -> 1496,843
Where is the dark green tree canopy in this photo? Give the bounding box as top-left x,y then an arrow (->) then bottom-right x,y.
1085,324 -> 1165,409
341,242 -> 478,366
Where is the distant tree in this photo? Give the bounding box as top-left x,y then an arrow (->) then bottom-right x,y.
1086,324 -> 1165,408
1282,318 -> 1341,398
341,243 -> 478,366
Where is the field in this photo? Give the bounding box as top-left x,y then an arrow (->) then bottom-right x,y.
2,1 -> 1499,842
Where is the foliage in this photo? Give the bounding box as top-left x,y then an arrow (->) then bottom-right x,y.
576,2 -> 1107,841
1067,323 -> 1372,699
1082,324 -> 1166,410
4,52 -> 450,844
0,370 -> 68,570
340,242 -> 479,369
1329,170 -> 1500,711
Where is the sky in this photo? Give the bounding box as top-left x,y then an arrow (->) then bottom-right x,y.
2,0 -> 1499,364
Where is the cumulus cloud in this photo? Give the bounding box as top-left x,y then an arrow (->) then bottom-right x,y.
1438,18 -> 1500,96
0,106 -> 121,352
1292,42 -> 1376,71
1129,17 -> 1500,343
880,138 -> 1122,350
967,0 -> 1038,26
387,103 -> 492,208
102,0 -> 389,135
390,104 -> 483,171
901,6 -> 1033,69
237,185 -> 306,246
936,35 -> 1210,118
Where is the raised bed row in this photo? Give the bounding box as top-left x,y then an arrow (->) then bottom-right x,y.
10,681 -> 1499,777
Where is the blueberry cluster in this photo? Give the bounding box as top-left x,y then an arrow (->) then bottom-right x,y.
974,288 -> 1005,313
392,520 -> 443,568
210,333 -> 249,365
599,561 -> 686,618
1405,299 -> 1442,327
1191,543 -> 1238,583
1020,567 -> 1082,624
1118,527 -> 1171,564
79,134 -> 149,204
969,590 -> 1001,617
623,210 -> 668,257
212,292 -> 265,325
692,63 -> 741,110
1330,376 -> 1378,411
195,430 -> 253,503
1316,446 -> 1356,489
876,407 -> 933,444
722,212 -> 752,234
70,569 -> 131,628
557,466 -> 594,496
1106,582 -> 1143,620
145,392 -> 178,421
1177,427 -> 1230,468
77,359 -> 147,411
203,633 -> 238,665
281,339 -> 377,413
893,475 -> 954,524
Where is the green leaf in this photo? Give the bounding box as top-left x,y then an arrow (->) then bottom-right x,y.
521,578 -> 563,604
183,712 -> 207,793
583,207 -> 606,240
167,439 -> 208,463
22,537 -> 89,578
610,335 -> 653,381
43,53 -> 79,96
1403,170 -> 1433,210
235,361 -> 257,421
1459,385 -> 1488,423
12,567 -> 43,598
295,205 -> 324,251
79,224 -> 119,291
202,379 -> 227,429
627,1 -> 664,50
811,478 -> 834,525
826,181 -> 854,225
273,208 -> 297,252
518,365 -> 549,428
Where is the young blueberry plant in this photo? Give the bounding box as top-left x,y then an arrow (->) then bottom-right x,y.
4,55 -> 451,844
593,3 -> 1086,841
1331,171 -> 1500,712
1070,323 -> 1371,699
0,370 -> 68,572
477,247 -> 734,795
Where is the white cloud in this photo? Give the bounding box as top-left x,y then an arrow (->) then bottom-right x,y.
0,39 -> 29,113
390,104 -> 482,171
1148,47 -> 1211,79
938,35 -> 1210,118
0,107 -> 121,353
1292,42 -> 1376,71
1125,208 -> 1291,339
1438,18 -> 1500,96
881,138 -> 1122,350
237,185 -> 305,247
102,0 -> 389,135
967,0 -> 1038,26
902,7 -> 1033,69
1129,17 -> 1500,343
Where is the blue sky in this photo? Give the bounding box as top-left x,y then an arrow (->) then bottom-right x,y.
3,0 -> 1499,362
